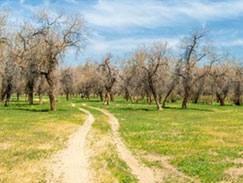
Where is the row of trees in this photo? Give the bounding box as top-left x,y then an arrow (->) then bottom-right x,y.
0,9 -> 89,111
0,9 -> 242,111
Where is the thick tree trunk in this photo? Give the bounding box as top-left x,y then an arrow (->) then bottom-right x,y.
193,92 -> 200,104
182,83 -> 190,109
29,92 -> 34,105
216,92 -> 225,106
27,79 -> 35,105
234,82 -> 241,106
104,92 -> 111,105
45,72 -> 56,111
4,83 -> 12,107
66,93 -> 69,101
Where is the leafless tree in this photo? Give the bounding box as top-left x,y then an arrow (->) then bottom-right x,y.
98,56 -> 117,105
177,28 -> 214,109
32,8 -> 89,111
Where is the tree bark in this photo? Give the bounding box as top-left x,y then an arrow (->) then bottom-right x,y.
45,72 -> 56,111
105,92 -> 111,105
66,93 -> 69,101
125,89 -> 129,102
193,92 -> 200,104
4,83 -> 12,107
27,79 -> 35,105
39,94 -> 43,105
4,93 -> 11,107
111,93 -> 115,102
155,97 -> 162,110
99,91 -> 103,101
162,86 -> 174,108
216,92 -> 225,106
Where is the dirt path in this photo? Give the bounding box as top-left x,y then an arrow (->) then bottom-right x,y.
47,105 -> 94,183
89,106 -> 157,183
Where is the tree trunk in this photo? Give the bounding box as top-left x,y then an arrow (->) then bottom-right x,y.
4,93 -> 11,107
39,94 -> 43,105
111,93 -> 115,102
27,79 -> 35,105
216,92 -> 225,106
99,91 -> 103,101
125,89 -> 129,102
4,83 -> 12,107
66,93 -> 69,101
104,92 -> 111,105
234,81 -> 241,106
155,97 -> 162,110
234,97 -> 241,106
17,93 -> 20,102
162,86 -> 174,108
193,92 -> 200,104
182,96 -> 188,109
45,72 -> 56,111
147,94 -> 151,104
29,92 -> 34,105
182,83 -> 190,109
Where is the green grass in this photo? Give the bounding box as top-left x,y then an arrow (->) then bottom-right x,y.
0,96 -> 85,183
1,95 -> 242,183
79,96 -> 243,183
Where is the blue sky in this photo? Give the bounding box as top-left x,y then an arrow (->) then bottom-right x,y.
1,0 -> 242,64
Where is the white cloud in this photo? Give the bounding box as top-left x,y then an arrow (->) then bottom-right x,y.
84,0 -> 243,28
85,32 -> 180,58
219,39 -> 243,47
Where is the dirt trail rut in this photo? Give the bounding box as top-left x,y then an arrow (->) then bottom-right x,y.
89,106 -> 157,183
47,105 -> 94,183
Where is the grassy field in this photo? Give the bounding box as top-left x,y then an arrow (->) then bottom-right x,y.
80,97 -> 243,183
0,96 -> 86,183
1,96 -> 242,183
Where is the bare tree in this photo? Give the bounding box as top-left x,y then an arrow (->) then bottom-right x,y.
232,64 -> 243,105
98,56 -> 117,105
178,28 -> 212,109
32,8 -> 89,111
61,68 -> 75,101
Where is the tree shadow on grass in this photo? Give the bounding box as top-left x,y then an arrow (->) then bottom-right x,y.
161,106 -> 213,112
7,107 -> 67,113
116,106 -> 213,112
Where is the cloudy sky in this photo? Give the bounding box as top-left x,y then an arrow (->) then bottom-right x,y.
0,0 -> 242,64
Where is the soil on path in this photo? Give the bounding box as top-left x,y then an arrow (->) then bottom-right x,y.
89,106 -> 157,183
47,105 -> 94,183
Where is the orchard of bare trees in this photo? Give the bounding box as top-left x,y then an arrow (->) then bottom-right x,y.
0,9 -> 242,111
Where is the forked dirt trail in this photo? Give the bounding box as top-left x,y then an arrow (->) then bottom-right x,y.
47,105 -> 94,183
89,106 -> 157,183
